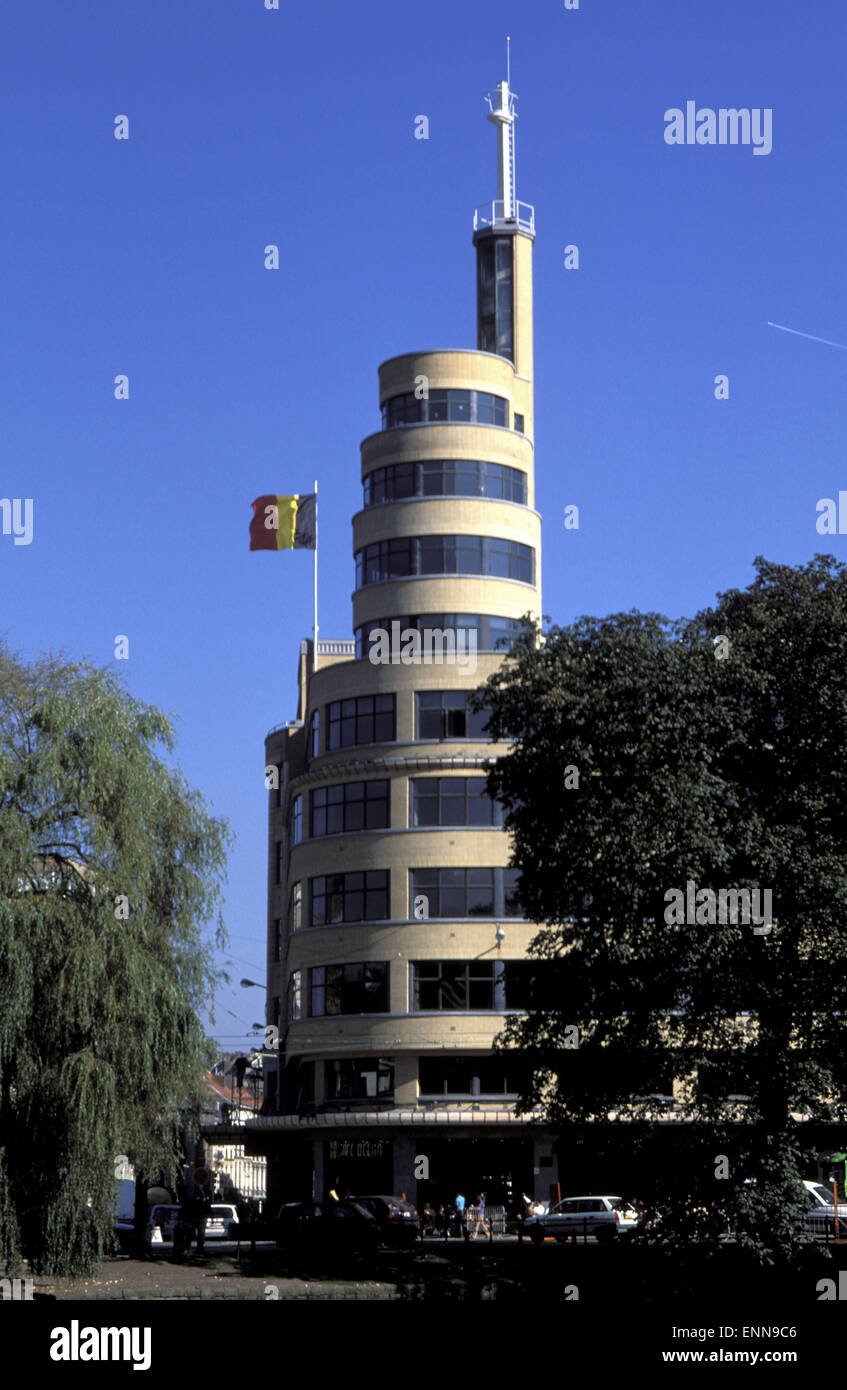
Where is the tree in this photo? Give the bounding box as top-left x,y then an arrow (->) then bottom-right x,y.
0,645 -> 230,1275
475,556 -> 847,1265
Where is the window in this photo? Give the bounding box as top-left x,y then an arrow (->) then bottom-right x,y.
273,918 -> 282,963
290,881 -> 302,931
418,534 -> 482,576
477,236 -> 514,361
411,960 -> 504,1011
310,871 -> 390,926
365,462 -> 416,504
421,458 -> 477,496
489,616 -> 523,651
411,960 -> 530,1011
355,536 -> 534,588
477,461 -> 524,501
416,690 -> 490,740
289,971 -> 302,1021
355,538 -> 414,587
486,537 -> 534,583
410,777 -> 503,827
325,1058 -> 394,1100
309,710 -> 319,759
355,614 -> 522,659
310,780 -> 390,836
309,962 -> 389,1017
503,869 -> 521,916
274,765 -> 285,808
363,461 -> 526,507
418,1056 -> 523,1095
410,868 -> 522,919
381,394 -> 422,429
275,840 -> 285,885
290,795 -> 303,845
283,1059 -> 314,1112
326,694 -> 395,750
475,391 -> 508,427
381,389 -> 509,430
411,868 -> 494,917
514,413 -> 524,434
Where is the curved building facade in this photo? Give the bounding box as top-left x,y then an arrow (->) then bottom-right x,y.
251,72 -> 559,1212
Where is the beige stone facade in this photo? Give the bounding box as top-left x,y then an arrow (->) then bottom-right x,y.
247,154 -> 560,1215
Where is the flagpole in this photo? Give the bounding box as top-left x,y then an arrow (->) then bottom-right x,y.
312,478 -> 318,675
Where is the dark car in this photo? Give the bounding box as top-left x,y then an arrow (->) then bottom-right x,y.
275,1200 -> 381,1253
352,1195 -> 419,1248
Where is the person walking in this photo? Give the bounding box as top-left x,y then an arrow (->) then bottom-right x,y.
191,1191 -> 211,1252
470,1193 -> 488,1240
444,1201 -> 456,1240
454,1191 -> 466,1239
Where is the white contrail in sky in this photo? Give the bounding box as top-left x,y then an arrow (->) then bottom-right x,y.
768,321 -> 847,351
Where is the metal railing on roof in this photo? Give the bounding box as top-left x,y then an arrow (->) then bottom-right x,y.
317,640 -> 356,655
473,200 -> 535,234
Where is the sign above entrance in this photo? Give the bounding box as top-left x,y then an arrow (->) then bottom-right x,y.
328,1139 -> 389,1161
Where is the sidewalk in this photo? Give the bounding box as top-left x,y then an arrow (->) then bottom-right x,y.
32,1257 -> 397,1301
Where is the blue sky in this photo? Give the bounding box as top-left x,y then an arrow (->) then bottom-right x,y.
2,0 -> 845,1050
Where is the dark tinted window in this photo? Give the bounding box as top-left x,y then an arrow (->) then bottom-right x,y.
310,781 -> 390,836
410,776 -> 503,828
309,962 -> 389,1016
326,694 -> 395,750
310,870 -> 389,926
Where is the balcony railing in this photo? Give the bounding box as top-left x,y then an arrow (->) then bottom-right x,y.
473,200 -> 535,234
317,640 -> 356,656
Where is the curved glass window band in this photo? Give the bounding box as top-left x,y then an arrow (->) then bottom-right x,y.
363,461 -> 527,507
380,389 -> 508,430
355,536 -> 534,587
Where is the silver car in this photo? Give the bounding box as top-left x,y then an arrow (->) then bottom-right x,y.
525,1194 -> 639,1244
802,1180 -> 847,1238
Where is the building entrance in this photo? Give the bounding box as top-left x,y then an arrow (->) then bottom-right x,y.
416,1137 -> 533,1216
324,1137 -> 393,1198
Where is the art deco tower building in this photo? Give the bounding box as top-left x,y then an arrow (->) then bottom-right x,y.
252,67 -> 558,1209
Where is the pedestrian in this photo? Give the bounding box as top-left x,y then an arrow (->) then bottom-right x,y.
192,1190 -> 212,1252
444,1201 -> 456,1240
455,1191 -> 466,1234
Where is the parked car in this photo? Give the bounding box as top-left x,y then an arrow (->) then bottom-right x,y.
350,1195 -> 418,1247
113,1180 -> 178,1252
205,1204 -> 240,1239
275,1200 -> 381,1253
148,1204 -> 182,1242
801,1180 -> 847,1238
525,1195 -> 639,1244
147,1201 -> 239,1242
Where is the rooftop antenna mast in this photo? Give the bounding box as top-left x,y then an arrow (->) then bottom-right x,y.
484,36 -> 518,221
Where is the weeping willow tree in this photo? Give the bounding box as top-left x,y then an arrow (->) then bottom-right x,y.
0,644 -> 230,1276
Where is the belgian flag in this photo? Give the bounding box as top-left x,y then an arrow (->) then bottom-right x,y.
249,494 -> 316,551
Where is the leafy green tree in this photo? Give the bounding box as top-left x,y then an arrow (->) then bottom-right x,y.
0,645 -> 230,1275
476,556 -> 847,1264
